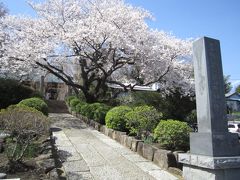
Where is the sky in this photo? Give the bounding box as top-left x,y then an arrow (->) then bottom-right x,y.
1,0 -> 240,89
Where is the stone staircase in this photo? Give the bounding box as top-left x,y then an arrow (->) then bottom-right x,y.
46,100 -> 69,113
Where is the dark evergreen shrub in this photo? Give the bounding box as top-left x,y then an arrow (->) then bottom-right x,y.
0,78 -> 40,109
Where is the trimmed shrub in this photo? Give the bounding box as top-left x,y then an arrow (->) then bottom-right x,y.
84,103 -> 102,119
77,102 -> 111,124
125,105 -> 162,138
75,102 -> 87,114
154,120 -> 191,151
18,97 -> 48,116
105,106 -> 132,131
93,104 -> 111,124
80,103 -> 91,117
66,96 -> 77,106
69,98 -> 81,111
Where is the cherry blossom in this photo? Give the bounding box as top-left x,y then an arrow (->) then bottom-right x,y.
0,0 -> 194,101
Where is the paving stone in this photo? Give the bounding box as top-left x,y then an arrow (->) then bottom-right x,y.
90,142 -> 122,163
135,161 -> 161,172
58,146 -> 83,161
111,160 -> 156,180
114,147 -> 133,155
74,144 -> 107,167
67,172 -> 93,180
50,113 -> 179,180
98,138 -> 124,149
148,169 -> 178,180
90,165 -> 124,180
63,160 -> 89,172
49,113 -> 74,118
52,131 -> 69,141
55,140 -> 72,147
122,154 -> 148,163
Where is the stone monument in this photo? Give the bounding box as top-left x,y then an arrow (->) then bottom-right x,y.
179,37 -> 240,180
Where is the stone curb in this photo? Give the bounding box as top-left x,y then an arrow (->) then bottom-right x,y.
50,131 -> 67,180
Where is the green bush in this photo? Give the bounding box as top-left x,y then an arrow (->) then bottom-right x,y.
93,104 -> 111,124
75,102 -> 87,114
125,105 -> 162,138
0,78 -> 41,109
154,120 -> 191,151
105,106 -> 132,131
66,96 -> 77,106
18,97 -> 48,116
77,102 -> 111,124
80,103 -> 91,117
69,98 -> 81,111
84,103 -> 102,119
82,103 -> 110,121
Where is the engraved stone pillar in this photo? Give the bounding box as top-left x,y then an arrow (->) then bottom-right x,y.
179,37 -> 240,180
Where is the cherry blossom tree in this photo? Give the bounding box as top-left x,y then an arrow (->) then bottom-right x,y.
0,2 -> 7,17
0,0 -> 194,102
111,30 -> 194,95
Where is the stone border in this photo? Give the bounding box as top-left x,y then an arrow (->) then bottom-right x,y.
179,153 -> 240,169
69,107 -> 183,175
49,130 -> 67,179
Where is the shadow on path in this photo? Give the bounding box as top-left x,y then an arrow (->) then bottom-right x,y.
46,100 -> 69,113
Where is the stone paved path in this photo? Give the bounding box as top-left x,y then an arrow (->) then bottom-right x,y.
50,113 -> 178,180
